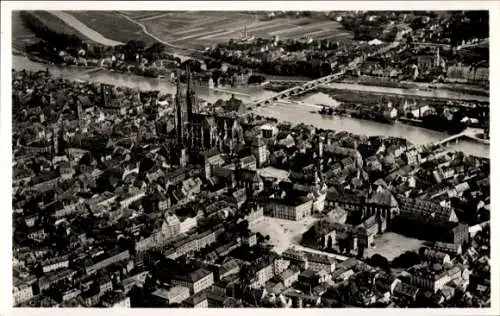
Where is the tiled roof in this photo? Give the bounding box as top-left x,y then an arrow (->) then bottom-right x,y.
394,282 -> 419,297
397,197 -> 457,223
175,268 -> 212,283
367,190 -> 398,208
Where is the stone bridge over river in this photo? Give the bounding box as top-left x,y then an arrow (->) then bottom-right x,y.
251,40 -> 404,108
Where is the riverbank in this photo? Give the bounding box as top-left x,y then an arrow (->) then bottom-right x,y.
11,56 -> 489,159
13,55 -> 488,142
338,76 -> 489,97
319,82 -> 489,103
249,101 -> 489,159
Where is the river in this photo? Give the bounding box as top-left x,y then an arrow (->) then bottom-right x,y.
12,56 -> 489,158
321,82 -> 490,102
13,56 -> 276,104
251,95 -> 489,159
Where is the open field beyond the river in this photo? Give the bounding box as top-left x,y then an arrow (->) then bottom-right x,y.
120,11 -> 353,50
64,11 -> 157,46
13,11 -> 353,54
12,11 -> 38,51
12,10 -> 92,50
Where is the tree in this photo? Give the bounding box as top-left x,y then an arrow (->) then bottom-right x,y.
123,40 -> 146,62
144,42 -> 166,61
392,251 -> 421,268
357,244 -> 366,259
247,75 -> 266,85
79,152 -> 92,165
367,254 -> 391,272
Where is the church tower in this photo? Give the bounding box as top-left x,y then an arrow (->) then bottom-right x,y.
77,102 -> 83,130
174,71 -> 189,168
251,135 -> 267,168
435,47 -> 441,68
52,126 -> 59,155
315,135 -> 324,171
175,71 -> 185,145
101,84 -> 113,107
52,120 -> 66,155
186,65 -> 198,123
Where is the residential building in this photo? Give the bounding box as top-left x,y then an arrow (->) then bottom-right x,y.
172,269 -> 214,295
85,250 -> 130,275
251,135 -> 268,168
13,282 -> 34,306
305,253 -> 336,273
252,262 -> 275,288
152,286 -> 190,305
409,264 -> 470,293
422,248 -> 452,265
263,196 -> 313,221
41,255 -> 69,273
273,257 -> 290,275
182,292 -> 209,308
432,241 -> 463,256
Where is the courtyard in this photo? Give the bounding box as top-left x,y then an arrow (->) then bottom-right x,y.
364,232 -> 426,261
257,166 -> 290,181
249,216 -> 319,254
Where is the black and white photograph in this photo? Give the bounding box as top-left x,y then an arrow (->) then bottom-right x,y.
1,1 -> 498,313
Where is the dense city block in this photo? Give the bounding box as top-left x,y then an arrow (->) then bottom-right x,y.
11,9 -> 490,309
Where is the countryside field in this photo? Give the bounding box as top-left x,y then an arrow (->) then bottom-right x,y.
12,10 -> 91,50
120,11 -> 353,50
12,11 -> 37,51
66,11 -> 157,46
13,10 -> 353,54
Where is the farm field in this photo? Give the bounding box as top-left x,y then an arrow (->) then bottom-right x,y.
33,11 -> 90,38
120,11 -> 353,50
66,11 -> 157,46
12,11 -> 38,51
20,11 -> 353,53
12,10 -> 92,50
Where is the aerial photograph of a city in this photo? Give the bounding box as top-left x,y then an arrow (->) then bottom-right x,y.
6,3 -> 495,311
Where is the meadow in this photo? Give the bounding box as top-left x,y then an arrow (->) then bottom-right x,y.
13,10 -> 353,55
67,11 -> 157,46
12,10 -> 90,50
120,11 -> 353,50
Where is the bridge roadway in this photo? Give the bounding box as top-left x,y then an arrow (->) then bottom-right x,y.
412,42 -> 452,50
251,40 -> 403,108
433,127 -> 487,147
404,127 -> 488,154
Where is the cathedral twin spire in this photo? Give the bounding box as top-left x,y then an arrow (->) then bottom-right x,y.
175,65 -> 198,146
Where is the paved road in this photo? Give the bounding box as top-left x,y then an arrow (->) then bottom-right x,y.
47,11 -> 124,46
119,13 -> 202,60
292,244 -> 349,261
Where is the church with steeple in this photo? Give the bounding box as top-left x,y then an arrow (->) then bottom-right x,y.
173,67 -> 244,167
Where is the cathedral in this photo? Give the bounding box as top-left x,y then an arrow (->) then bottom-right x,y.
173,67 -> 244,166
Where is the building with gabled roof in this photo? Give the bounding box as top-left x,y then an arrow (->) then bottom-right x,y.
172,268 -> 214,295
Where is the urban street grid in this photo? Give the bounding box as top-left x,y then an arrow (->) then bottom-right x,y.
11,9 -> 491,308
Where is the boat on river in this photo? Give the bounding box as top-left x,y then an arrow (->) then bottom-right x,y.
319,105 -> 335,116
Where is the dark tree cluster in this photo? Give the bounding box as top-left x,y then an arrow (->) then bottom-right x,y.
391,251 -> 421,269
20,11 -> 83,51
366,254 -> 391,272
448,11 -> 489,46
